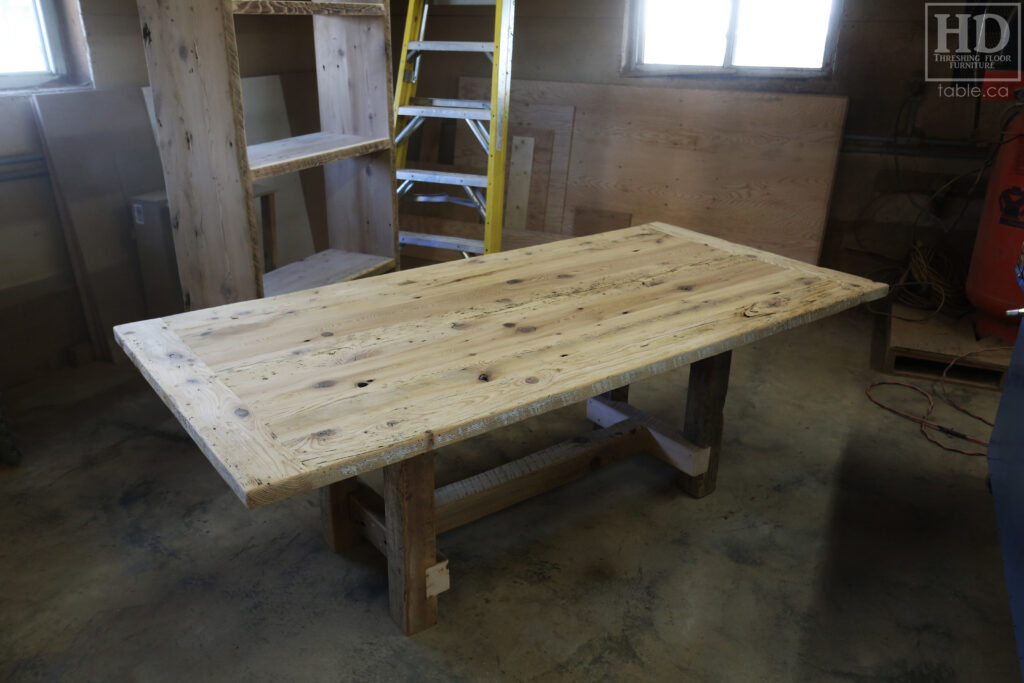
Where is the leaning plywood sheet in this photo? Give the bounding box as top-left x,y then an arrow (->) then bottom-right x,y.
463,78 -> 847,263
452,94 -> 575,234
32,88 -> 159,360
115,223 -> 886,508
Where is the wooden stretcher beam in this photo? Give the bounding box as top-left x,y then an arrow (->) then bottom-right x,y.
585,396 -> 711,477
434,420 -> 649,534
340,419 -> 652,549
350,482 -> 387,555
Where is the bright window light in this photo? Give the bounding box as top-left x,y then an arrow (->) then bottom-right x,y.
733,0 -> 834,68
0,0 -> 52,74
639,0 -> 836,72
643,0 -> 731,67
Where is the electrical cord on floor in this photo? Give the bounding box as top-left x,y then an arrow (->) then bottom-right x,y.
866,347 -> 1012,457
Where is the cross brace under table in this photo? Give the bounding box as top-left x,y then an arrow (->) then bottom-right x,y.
320,352 -> 732,635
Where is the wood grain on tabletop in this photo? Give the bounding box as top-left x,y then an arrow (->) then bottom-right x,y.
115,223 -> 888,508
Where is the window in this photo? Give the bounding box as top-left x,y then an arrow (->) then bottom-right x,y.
0,0 -> 89,91
625,0 -> 841,76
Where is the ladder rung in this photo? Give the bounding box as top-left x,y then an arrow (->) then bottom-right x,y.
400,231 -> 485,254
398,104 -> 492,121
396,169 -> 488,188
410,98 -> 490,110
430,0 -> 497,5
408,41 -> 495,53
232,1 -> 385,15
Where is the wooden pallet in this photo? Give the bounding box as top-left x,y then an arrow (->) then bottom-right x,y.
874,303 -> 1014,390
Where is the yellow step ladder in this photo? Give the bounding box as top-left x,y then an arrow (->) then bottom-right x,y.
394,0 -> 515,255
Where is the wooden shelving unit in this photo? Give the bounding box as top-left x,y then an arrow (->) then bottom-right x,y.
136,0 -> 398,310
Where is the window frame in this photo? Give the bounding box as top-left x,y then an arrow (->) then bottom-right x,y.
0,0 -> 91,95
621,0 -> 844,79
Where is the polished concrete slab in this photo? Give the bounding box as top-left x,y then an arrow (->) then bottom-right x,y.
0,310 -> 1017,681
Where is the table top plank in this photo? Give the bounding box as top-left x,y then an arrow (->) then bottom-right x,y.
115,223 -> 888,508
116,319 -> 309,505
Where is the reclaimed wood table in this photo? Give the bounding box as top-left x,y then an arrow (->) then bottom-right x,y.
115,223 -> 887,634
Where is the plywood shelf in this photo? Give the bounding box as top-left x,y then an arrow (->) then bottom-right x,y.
232,1 -> 385,15
262,248 -> 394,297
248,132 -> 391,180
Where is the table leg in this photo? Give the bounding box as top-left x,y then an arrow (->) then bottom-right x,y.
320,478 -> 358,551
384,452 -> 439,634
678,351 -> 732,498
603,385 -> 630,402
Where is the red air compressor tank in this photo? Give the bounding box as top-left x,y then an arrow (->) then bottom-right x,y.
966,113 -> 1024,341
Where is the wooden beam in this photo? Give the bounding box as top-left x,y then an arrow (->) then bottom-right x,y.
383,452 -> 438,634
602,385 -> 630,403
435,421 -> 647,534
315,10 -> 398,260
349,481 -> 387,556
678,352 -> 733,498
135,0 -> 262,308
320,477 -> 357,551
586,396 -> 710,476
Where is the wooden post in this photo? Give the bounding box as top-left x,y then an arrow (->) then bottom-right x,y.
678,352 -> 732,498
258,191 -> 278,272
603,385 -> 630,403
320,478 -> 358,551
383,452 -> 438,634
597,385 -> 629,431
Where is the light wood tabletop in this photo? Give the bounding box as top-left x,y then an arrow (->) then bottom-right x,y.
115,223 -> 887,509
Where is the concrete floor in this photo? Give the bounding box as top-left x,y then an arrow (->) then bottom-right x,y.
0,310 -> 1017,682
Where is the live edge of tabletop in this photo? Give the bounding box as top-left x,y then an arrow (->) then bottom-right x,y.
114,222 -> 889,510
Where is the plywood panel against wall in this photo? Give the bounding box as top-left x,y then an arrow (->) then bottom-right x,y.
0,97 -> 71,290
454,85 -> 575,234
463,77 -> 846,263
32,88 -> 159,360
